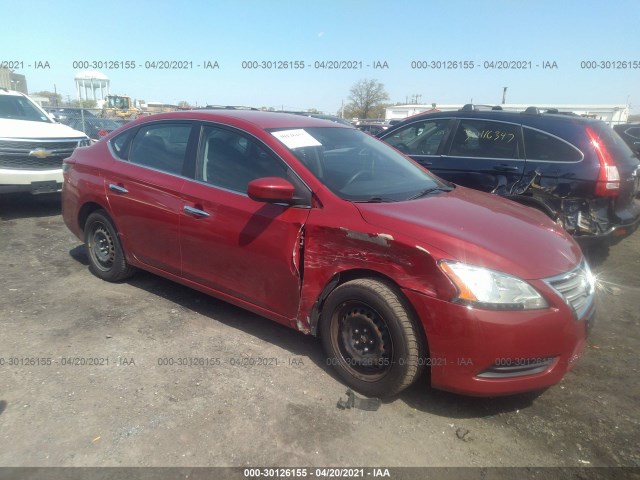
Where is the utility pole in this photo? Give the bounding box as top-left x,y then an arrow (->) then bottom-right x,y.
502,87 -> 508,105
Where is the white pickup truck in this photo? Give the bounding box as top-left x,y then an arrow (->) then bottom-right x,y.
0,89 -> 90,194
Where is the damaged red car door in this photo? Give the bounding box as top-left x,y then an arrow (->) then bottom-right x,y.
179,124 -> 311,323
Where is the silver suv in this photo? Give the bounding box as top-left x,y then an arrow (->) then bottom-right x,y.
0,89 -> 90,194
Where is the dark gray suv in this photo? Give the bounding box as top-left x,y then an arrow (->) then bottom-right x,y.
379,105 -> 640,246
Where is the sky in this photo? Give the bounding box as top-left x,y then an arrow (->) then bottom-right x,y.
3,0 -> 640,113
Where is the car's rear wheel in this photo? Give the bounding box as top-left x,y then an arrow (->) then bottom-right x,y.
320,278 -> 425,397
85,210 -> 135,282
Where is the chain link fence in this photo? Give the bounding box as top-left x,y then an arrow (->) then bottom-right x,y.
43,105 -> 180,140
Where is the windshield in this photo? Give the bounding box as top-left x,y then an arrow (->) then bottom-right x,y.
107,96 -> 130,109
0,95 -> 52,123
270,127 -> 450,202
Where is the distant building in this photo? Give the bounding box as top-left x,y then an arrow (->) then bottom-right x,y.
0,68 -> 28,94
386,104 -> 630,126
143,102 -> 178,113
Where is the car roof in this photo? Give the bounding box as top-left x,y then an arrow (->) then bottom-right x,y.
0,89 -> 26,97
387,108 -> 607,129
129,110 -> 354,130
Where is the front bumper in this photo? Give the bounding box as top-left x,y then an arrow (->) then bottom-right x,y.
0,168 -> 63,194
402,284 -> 594,396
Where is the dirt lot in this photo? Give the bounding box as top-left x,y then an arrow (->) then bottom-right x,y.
0,192 -> 639,470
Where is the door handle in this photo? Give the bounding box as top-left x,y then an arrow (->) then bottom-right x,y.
492,165 -> 520,172
183,205 -> 210,218
108,183 -> 128,194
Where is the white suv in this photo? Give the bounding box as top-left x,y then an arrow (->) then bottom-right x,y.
0,89 -> 90,194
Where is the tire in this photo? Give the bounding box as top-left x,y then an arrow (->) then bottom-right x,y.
320,278 -> 425,397
84,210 -> 135,282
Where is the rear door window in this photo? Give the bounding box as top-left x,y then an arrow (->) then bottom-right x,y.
523,127 -> 583,162
129,123 -> 192,175
448,120 -> 519,159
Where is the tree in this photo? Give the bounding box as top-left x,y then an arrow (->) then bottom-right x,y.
344,79 -> 389,119
178,100 -> 190,108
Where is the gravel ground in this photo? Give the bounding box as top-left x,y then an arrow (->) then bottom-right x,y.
0,192 -> 638,471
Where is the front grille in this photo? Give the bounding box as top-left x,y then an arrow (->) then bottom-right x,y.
0,154 -> 67,169
0,138 -> 80,171
0,139 -> 80,151
544,260 -> 595,319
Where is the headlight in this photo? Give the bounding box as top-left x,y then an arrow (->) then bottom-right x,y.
78,137 -> 91,147
584,261 -> 596,295
439,261 -> 548,310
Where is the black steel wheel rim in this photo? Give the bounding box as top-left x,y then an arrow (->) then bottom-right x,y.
332,300 -> 393,382
88,223 -> 115,271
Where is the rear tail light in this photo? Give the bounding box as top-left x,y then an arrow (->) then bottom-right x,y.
98,129 -> 109,137
586,127 -> 620,197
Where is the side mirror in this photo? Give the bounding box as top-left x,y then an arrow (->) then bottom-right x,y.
247,177 -> 296,204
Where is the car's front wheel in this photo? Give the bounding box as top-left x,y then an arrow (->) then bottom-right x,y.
84,210 -> 135,282
320,278 -> 425,398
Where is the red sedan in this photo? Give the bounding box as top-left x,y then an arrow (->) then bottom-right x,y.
62,110 -> 595,397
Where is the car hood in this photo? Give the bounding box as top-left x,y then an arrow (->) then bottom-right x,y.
354,186 -> 582,280
0,119 -> 86,139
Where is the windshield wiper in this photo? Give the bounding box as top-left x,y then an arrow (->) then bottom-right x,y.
353,196 -> 397,203
407,186 -> 453,200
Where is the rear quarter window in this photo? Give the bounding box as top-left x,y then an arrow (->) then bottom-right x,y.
523,127 -> 583,162
109,129 -> 135,160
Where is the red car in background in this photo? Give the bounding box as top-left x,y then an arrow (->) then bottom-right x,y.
62,110 -> 595,397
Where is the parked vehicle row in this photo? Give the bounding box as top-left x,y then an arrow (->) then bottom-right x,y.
63,117 -> 126,141
46,107 -> 128,140
62,110 -> 595,398
355,122 -> 390,136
